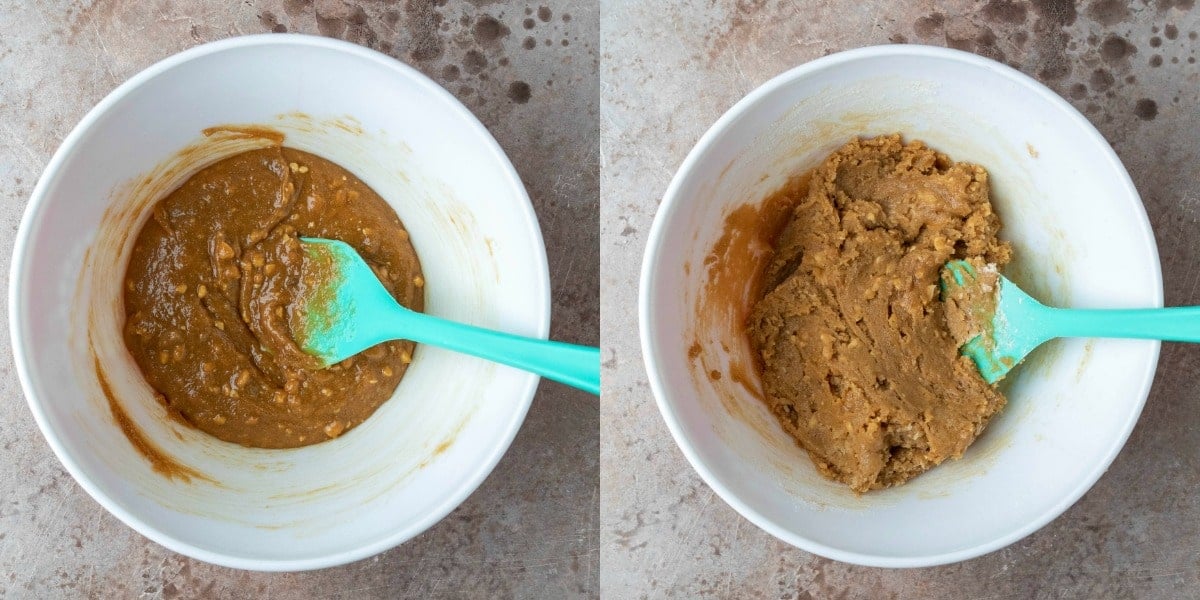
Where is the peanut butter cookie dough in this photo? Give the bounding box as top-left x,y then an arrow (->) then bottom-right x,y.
747,134 -> 1011,492
123,147 -> 423,449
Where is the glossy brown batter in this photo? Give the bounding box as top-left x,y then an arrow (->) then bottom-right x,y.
746,135 -> 1011,492
123,147 -> 423,449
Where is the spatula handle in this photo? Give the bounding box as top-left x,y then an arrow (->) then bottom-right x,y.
388,309 -> 601,395
1044,306 -> 1200,342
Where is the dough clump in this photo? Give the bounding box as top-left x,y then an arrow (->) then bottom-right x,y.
748,134 -> 1011,492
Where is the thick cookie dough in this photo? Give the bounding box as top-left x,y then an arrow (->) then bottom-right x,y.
747,135 -> 1011,492
123,147 -> 423,449
942,258 -> 1002,349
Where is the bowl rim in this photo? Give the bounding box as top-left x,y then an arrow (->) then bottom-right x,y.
638,43 -> 1163,568
8,33 -> 551,572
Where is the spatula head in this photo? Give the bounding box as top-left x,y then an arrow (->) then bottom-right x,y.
941,259 -> 1046,384
293,238 -> 403,366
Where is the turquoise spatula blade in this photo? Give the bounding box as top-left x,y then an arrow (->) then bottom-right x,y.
298,238 -> 600,395
943,259 -> 1196,384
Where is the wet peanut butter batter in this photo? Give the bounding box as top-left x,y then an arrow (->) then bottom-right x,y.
123,147 -> 423,449
747,135 -> 1011,492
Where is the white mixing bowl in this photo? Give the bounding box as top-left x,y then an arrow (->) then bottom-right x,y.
640,45 -> 1161,567
10,35 -> 549,570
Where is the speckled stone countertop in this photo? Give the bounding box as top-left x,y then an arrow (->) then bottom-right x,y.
601,0 -> 1200,597
0,1 -> 597,597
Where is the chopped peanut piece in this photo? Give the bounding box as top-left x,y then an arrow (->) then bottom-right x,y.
324,421 -> 345,438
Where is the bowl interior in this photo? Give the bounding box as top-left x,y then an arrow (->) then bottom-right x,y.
12,36 -> 548,569
642,47 -> 1161,566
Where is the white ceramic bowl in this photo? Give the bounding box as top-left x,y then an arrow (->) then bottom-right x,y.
640,45 -> 1161,567
10,35 -> 549,571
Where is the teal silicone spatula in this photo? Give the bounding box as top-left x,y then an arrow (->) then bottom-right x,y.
941,259 -> 1185,384
294,237 -> 600,395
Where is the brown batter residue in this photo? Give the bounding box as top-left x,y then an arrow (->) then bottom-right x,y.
123,146 -> 423,449
746,134 -> 1012,492
93,354 -> 210,482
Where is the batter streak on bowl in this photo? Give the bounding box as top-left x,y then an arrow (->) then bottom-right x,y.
123,145 -> 423,449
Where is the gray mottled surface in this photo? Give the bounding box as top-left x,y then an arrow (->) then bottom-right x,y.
0,1 -> 597,598
601,0 -> 1200,598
